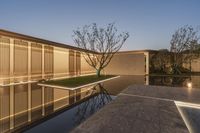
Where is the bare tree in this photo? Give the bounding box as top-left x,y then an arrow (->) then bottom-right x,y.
170,25 -> 200,74
73,23 -> 129,77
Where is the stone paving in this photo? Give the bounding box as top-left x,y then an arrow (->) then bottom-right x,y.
71,85 -> 200,133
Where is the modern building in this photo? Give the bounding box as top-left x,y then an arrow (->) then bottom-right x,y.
104,50 -> 155,75
0,29 -> 151,86
0,29 -> 98,85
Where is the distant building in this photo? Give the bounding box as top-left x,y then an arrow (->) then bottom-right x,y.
2,29 -> 199,86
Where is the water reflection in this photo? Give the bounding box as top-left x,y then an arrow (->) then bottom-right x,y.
1,75 -> 200,133
149,76 -> 189,87
74,84 -> 112,125
148,76 -> 200,88
0,83 -> 107,133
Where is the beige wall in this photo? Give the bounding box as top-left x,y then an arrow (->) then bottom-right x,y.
14,40 -> 28,83
53,47 -> 69,78
31,43 -> 42,80
0,35 -> 96,85
183,57 -> 200,72
191,58 -> 200,72
104,52 -> 146,75
0,36 -> 10,83
1,33 -> 151,85
80,54 -> 96,75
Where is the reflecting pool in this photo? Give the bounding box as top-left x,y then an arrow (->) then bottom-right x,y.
0,75 -> 200,133
148,75 -> 200,88
0,83 -> 116,133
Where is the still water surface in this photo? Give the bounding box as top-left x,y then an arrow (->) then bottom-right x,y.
0,75 -> 200,133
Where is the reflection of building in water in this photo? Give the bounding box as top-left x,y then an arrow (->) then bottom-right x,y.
102,75 -> 145,95
0,83 -> 98,133
191,76 -> 200,89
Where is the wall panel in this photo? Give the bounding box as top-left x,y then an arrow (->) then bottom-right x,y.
0,87 -> 10,132
191,59 -> 200,72
76,52 -> 81,75
0,37 -> 10,84
80,54 -> 95,75
53,47 -> 69,78
14,40 -> 28,78
104,53 -> 145,75
69,50 -> 75,76
44,46 -> 53,78
31,43 -> 42,80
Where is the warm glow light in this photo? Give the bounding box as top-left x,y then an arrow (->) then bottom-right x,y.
187,82 -> 192,88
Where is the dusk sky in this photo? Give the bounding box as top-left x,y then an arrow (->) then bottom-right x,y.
0,0 -> 200,51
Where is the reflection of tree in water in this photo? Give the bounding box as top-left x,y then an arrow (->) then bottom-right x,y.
171,76 -> 189,86
74,83 -> 112,125
149,76 -> 190,87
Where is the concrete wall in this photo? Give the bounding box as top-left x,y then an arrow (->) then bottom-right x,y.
104,52 -> 146,75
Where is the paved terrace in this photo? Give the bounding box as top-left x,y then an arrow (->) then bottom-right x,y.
71,85 -> 200,133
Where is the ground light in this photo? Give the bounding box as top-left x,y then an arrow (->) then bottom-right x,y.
187,81 -> 192,88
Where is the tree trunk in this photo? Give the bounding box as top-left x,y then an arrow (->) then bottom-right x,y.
96,69 -> 101,77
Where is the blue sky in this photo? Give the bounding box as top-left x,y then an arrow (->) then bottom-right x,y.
0,0 -> 200,51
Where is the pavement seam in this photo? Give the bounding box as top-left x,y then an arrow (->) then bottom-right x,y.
119,93 -> 174,102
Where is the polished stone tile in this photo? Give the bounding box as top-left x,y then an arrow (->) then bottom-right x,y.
71,94 -> 188,133
122,85 -> 200,104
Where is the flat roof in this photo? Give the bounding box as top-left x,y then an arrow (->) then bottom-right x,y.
117,49 -> 157,53
0,29 -> 157,54
0,29 -> 96,53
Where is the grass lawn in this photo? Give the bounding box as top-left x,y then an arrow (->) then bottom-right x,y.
43,75 -> 115,88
